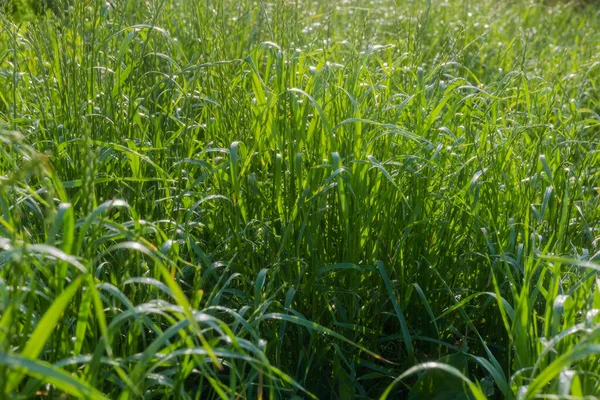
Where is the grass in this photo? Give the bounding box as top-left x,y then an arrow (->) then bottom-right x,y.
0,0 -> 599,398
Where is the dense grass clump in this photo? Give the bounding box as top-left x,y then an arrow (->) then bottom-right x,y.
0,0 -> 599,398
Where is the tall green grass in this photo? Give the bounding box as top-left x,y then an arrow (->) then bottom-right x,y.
0,0 -> 599,398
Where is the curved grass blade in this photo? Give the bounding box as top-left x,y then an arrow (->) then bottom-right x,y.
5,277 -> 83,392
380,362 -> 487,400
260,313 -> 392,364
0,353 -> 109,400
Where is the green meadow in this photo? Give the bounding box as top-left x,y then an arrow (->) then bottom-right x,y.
0,0 -> 599,398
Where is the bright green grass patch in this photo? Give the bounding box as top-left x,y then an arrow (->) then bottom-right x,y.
0,0 -> 599,398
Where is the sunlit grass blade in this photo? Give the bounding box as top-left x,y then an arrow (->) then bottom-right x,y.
0,353 -> 109,400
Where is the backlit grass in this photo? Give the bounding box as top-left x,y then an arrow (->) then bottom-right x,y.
0,0 -> 599,398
